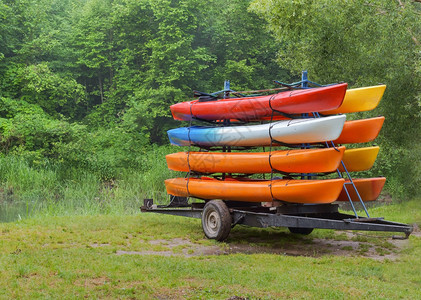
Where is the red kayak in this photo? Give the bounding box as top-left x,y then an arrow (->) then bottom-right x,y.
171,83 -> 347,121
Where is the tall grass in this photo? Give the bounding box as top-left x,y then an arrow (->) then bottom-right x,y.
0,141 -> 417,221
0,145 -> 179,220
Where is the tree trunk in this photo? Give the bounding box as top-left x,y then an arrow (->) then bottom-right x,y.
99,76 -> 104,103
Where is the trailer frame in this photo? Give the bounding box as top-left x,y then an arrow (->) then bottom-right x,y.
141,198 -> 413,241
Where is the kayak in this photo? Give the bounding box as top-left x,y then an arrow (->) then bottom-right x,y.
245,85 -> 386,121
336,177 -> 386,202
168,115 -> 346,147
170,83 -> 347,121
165,177 -> 346,204
323,85 -> 386,114
340,146 -> 380,172
166,147 -> 346,174
333,116 -> 385,144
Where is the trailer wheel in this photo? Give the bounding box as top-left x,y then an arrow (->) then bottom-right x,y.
288,227 -> 314,235
202,200 -> 232,241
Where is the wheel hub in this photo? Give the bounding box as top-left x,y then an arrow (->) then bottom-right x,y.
206,211 -> 220,234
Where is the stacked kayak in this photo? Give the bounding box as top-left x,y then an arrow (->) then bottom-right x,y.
255,85 -> 386,121
170,83 -> 347,121
167,146 -> 380,174
168,115 -> 346,147
333,116 -> 385,144
165,80 -> 387,205
166,177 -> 345,204
166,147 -> 346,174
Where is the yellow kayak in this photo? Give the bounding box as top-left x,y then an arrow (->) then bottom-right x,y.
340,146 -> 380,172
323,85 -> 386,114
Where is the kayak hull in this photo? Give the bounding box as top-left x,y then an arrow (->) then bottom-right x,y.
165,177 -> 346,204
340,146 -> 380,172
333,116 -> 385,144
246,85 -> 386,121
336,177 -> 386,202
166,147 -> 346,174
168,115 -> 346,147
171,83 -> 347,121
324,85 -> 386,114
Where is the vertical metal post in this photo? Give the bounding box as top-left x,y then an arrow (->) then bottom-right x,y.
301,71 -> 311,179
301,70 -> 308,88
223,80 -> 231,180
224,80 -> 230,99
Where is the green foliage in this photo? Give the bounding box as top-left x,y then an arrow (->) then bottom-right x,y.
250,0 -> 420,127
0,97 -> 67,160
70,0 -> 114,107
0,0 -> 419,201
121,86 -> 185,143
19,63 -> 86,118
250,0 -> 421,197
142,0 -> 213,90
0,97 -> 151,180
196,0 -> 289,90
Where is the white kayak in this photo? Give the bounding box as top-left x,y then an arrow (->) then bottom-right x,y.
167,115 -> 346,147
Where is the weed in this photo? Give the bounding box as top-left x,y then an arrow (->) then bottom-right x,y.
375,247 -> 390,256
358,243 -> 370,255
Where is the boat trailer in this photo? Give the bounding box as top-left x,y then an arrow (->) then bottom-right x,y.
141,197 -> 413,241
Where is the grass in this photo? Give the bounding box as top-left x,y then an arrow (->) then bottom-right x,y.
0,200 -> 420,299
1,149 -> 420,298
0,147 -> 177,219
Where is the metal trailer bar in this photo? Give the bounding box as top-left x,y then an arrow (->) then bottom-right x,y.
230,211 -> 412,236
141,200 -> 413,239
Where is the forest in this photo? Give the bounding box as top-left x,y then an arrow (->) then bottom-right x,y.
0,0 -> 420,216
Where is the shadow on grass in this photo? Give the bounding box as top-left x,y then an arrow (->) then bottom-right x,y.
206,225 -> 409,259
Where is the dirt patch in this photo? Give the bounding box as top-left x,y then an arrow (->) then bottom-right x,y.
225,235 -> 407,260
412,223 -> 420,234
116,250 -> 175,256
90,243 -> 110,248
115,230 -> 415,260
74,276 -> 110,288
116,238 -> 224,257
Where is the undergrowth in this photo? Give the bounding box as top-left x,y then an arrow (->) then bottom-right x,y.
0,142 -> 419,222
0,145 -> 178,219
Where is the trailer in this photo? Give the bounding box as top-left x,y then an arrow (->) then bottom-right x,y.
141,197 -> 413,241
151,73 -> 413,242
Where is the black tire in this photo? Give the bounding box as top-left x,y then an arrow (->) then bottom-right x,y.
201,200 -> 232,241
288,227 -> 314,235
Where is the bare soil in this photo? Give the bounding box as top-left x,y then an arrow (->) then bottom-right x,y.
116,229 -> 419,261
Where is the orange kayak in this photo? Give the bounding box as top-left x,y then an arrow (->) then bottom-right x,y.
166,147 -> 345,174
340,146 -> 380,172
333,116 -> 385,144
165,177 -> 345,204
336,177 -> 386,202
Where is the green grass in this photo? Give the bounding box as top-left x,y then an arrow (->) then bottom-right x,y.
0,147 -> 177,219
1,148 -> 420,298
0,200 -> 420,299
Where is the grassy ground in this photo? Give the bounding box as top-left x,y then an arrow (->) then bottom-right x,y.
0,200 -> 420,299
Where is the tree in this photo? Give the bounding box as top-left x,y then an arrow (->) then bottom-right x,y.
70,0 -> 114,106
250,0 -> 421,197
19,63 -> 86,118
194,0 -> 289,91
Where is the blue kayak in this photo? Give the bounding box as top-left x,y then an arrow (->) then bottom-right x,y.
167,115 -> 346,147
